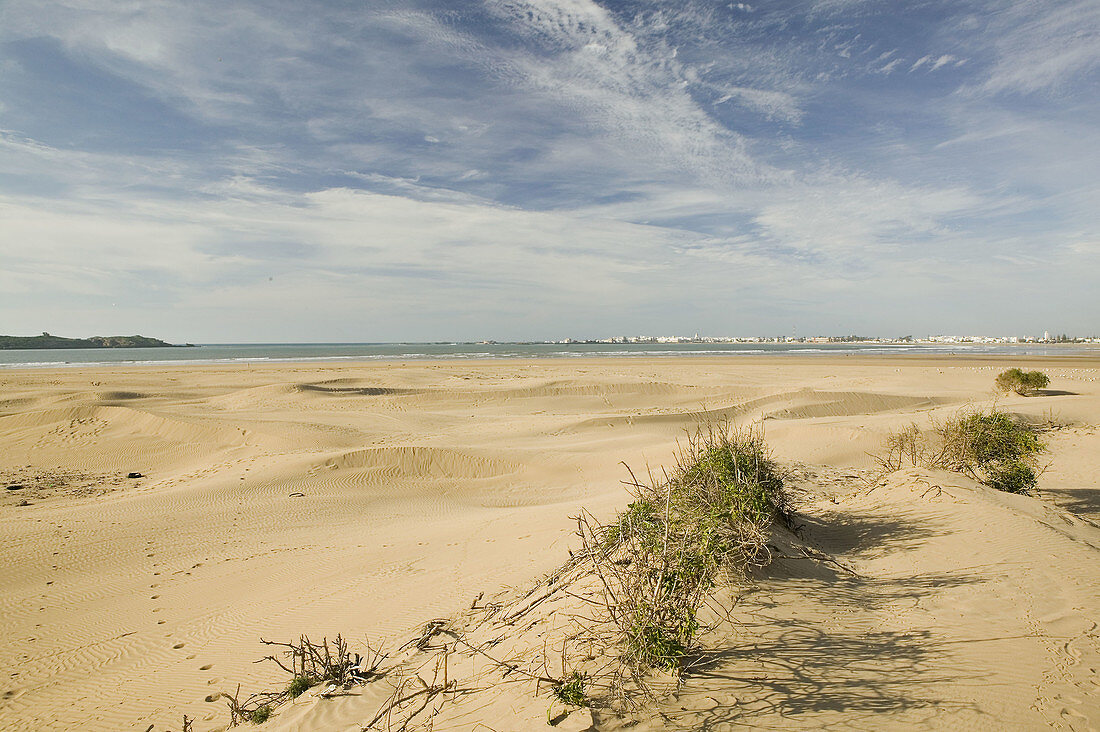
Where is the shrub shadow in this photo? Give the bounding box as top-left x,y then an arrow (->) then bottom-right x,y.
1041,486 -> 1100,520
653,504 -> 989,729
676,622 -> 983,729
792,511 -> 945,560
670,558 -> 986,729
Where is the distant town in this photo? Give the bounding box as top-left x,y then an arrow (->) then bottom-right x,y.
537,333 -> 1100,345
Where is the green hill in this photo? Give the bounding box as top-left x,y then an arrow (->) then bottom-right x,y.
0,333 -> 192,350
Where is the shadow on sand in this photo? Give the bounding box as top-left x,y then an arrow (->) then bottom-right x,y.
653,512 -> 987,730
1041,486 -> 1100,520
791,509 -> 944,561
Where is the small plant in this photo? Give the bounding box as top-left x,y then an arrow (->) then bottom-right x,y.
551,671 -> 588,707
286,675 -> 312,699
215,684 -> 280,727
995,368 -> 1050,396
625,619 -> 693,670
211,637 -> 387,728
248,706 -> 271,724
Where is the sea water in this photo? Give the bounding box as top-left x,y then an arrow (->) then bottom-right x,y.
0,341 -> 1090,368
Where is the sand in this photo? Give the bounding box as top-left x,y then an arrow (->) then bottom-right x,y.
0,355 -> 1098,730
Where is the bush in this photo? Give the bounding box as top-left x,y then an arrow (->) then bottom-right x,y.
986,460 -> 1038,494
551,671 -> 588,707
995,368 -> 1050,396
248,706 -> 271,724
940,411 -> 1044,477
286,676 -> 312,699
580,426 -> 787,676
875,408 -> 1044,494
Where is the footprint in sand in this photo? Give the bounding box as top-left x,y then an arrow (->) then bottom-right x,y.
199,664 -> 212,670
172,643 -> 185,649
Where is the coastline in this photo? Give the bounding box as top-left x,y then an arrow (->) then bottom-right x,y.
1,341 -> 1097,370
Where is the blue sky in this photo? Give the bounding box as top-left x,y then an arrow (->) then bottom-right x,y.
1,0 -> 1096,341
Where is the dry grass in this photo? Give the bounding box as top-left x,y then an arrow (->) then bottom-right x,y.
258,634 -> 386,691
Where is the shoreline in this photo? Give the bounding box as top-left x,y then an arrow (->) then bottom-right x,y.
2,348 -> 1100,376
2,342 -> 1097,371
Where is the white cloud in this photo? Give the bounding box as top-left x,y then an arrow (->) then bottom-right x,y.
749,178 -> 988,254
975,0 -> 1100,95
929,54 -> 957,71
714,86 -> 803,123
0,181 -> 687,315
909,55 -> 932,72
877,57 -> 902,75
482,0 -> 769,184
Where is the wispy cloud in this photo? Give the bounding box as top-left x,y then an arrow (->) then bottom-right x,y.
974,0 -> 1100,96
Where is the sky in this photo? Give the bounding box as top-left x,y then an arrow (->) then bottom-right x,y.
0,0 -> 1097,342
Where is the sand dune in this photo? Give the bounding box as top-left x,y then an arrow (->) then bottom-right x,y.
0,356 -> 1098,730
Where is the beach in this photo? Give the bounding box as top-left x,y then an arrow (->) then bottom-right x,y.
2,355 -> 1098,730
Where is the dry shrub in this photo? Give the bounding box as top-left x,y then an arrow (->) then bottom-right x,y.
208,635 -> 387,727
258,634 -> 386,690
875,423 -> 932,472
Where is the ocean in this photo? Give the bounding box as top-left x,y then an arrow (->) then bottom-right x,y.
0,341 -> 1090,368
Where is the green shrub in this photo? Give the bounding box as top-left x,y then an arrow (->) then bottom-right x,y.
876,408 -> 1044,494
995,368 -> 1050,396
248,706 -> 272,724
585,426 -> 787,675
940,411 -> 1044,475
287,676 -> 312,699
986,460 -> 1038,494
551,672 -> 588,707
